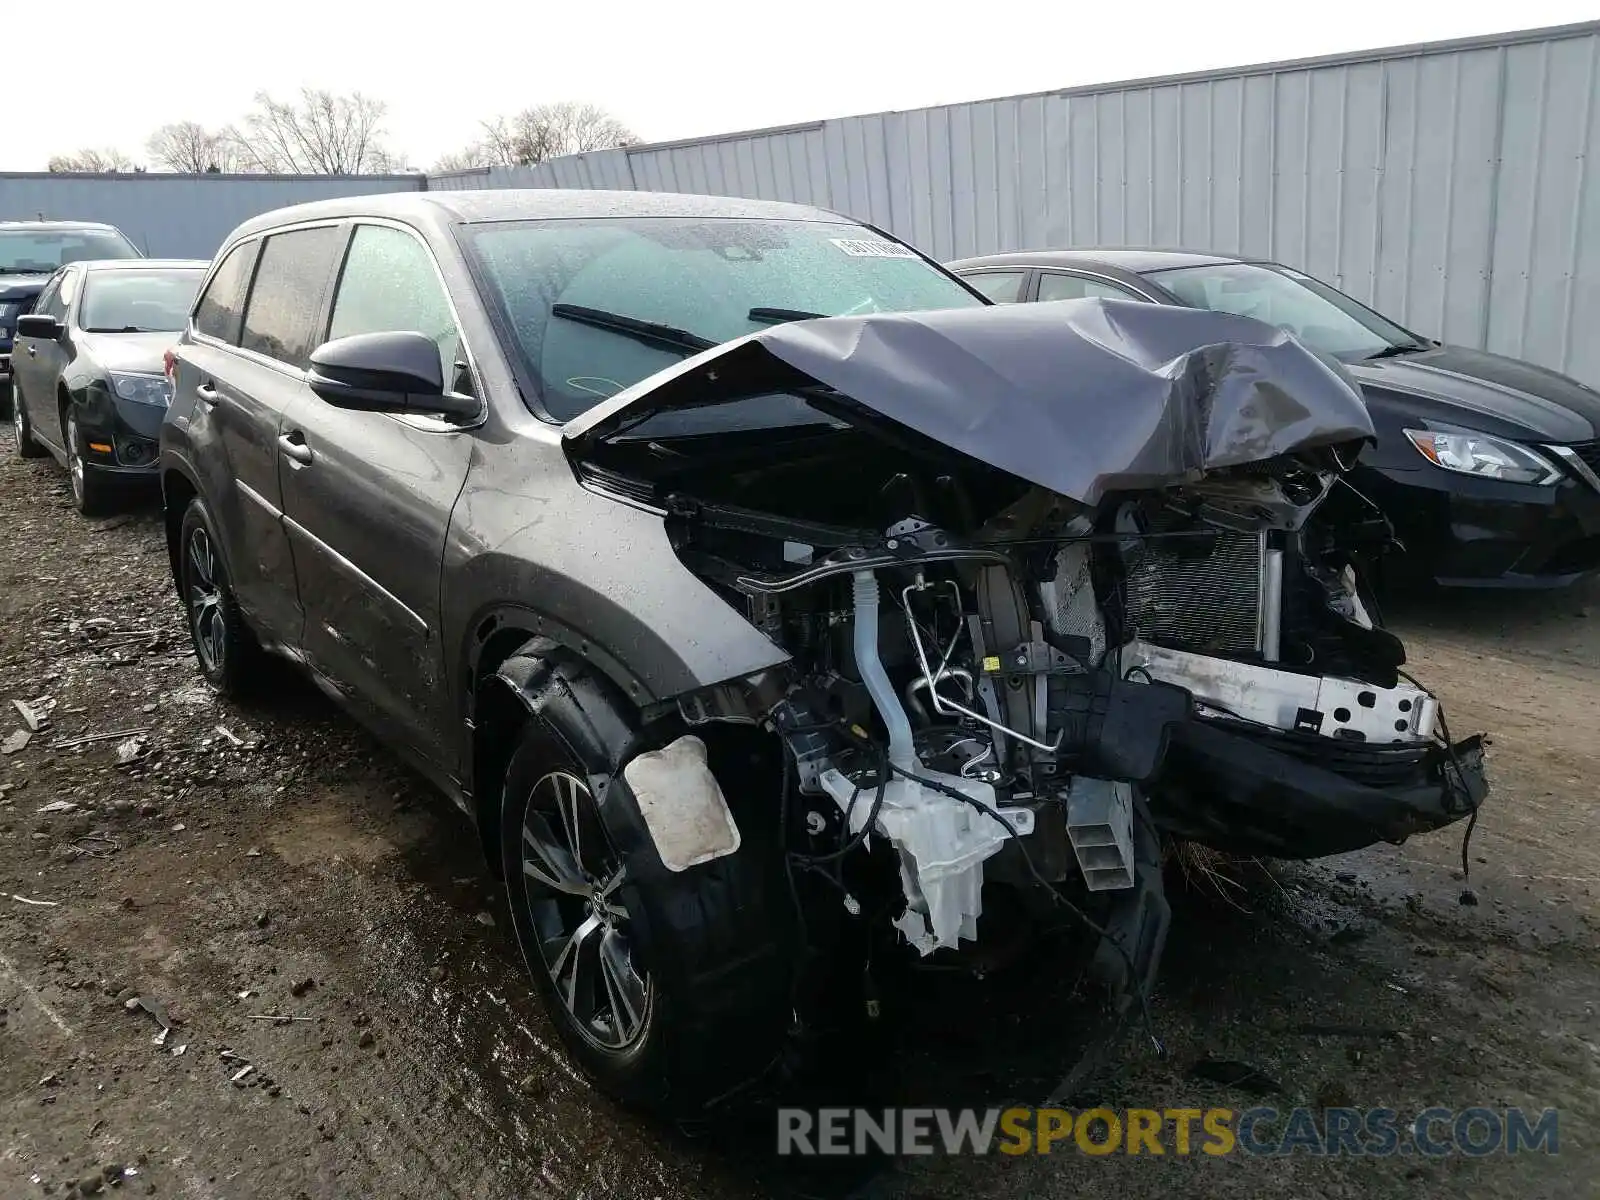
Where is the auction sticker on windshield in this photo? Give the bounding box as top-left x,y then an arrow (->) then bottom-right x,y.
830,238 -> 918,259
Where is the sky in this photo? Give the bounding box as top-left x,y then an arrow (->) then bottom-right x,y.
8,0 -> 1599,172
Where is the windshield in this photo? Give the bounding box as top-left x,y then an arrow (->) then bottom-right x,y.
79,268 -> 205,333
462,216 -> 983,421
1146,262 -> 1424,360
0,229 -> 140,274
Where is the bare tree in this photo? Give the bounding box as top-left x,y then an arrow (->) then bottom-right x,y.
436,101 -> 638,171
146,121 -> 241,173
222,89 -> 396,175
431,145 -> 492,174
46,147 -> 137,173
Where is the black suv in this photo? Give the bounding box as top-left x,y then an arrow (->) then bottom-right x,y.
160,191 -> 1484,1117
1,221 -> 142,415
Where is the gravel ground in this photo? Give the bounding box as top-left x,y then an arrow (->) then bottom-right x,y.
2,425 -> 1598,1199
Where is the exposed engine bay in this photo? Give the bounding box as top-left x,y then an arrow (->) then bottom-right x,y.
564,300 -> 1490,1008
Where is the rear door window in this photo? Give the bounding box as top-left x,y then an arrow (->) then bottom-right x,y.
238,226 -> 344,368
193,240 -> 260,345
326,224 -> 465,390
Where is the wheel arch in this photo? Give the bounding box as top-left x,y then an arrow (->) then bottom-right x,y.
466,623 -> 787,882
161,463 -> 201,591
468,630 -> 644,878
56,380 -> 73,441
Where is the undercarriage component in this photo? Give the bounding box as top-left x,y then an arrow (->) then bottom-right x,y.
1064,777 -> 1136,892
1155,721 -> 1488,858
818,765 -> 1009,953
851,570 -> 915,769
1045,668 -> 1192,784
621,735 -> 742,872
1126,639 -> 1439,742
1090,808 -> 1170,1010
827,569 -> 1016,954
1038,531 -> 1106,665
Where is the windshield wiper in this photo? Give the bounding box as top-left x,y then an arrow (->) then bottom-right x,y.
551,303 -> 717,356
747,307 -> 828,325
1365,341 -> 1431,361
0,266 -> 50,275
84,325 -> 160,334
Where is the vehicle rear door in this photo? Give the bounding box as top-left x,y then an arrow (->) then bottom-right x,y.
13,269 -> 74,442
277,221 -> 478,773
176,225 -> 344,645
9,272 -> 60,424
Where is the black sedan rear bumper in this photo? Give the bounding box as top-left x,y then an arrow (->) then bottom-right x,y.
1356,457 -> 1600,588
1149,719 -> 1488,860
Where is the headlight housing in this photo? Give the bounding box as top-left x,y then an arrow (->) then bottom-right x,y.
1403,428 -> 1563,485
109,371 -> 173,406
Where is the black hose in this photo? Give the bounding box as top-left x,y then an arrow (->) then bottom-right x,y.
1396,667 -> 1480,901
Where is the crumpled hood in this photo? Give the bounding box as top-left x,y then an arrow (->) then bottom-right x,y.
564,298 -> 1375,505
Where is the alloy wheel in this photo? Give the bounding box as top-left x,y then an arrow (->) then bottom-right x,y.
66,412 -> 84,506
11,398 -> 22,443
185,526 -> 225,674
519,770 -> 650,1051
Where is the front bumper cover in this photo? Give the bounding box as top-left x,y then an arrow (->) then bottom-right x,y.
1357,460 -> 1600,587
72,387 -> 163,474
1148,719 -> 1488,859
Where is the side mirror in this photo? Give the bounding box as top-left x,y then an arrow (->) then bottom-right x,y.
307,331 -> 478,419
15,313 -> 62,341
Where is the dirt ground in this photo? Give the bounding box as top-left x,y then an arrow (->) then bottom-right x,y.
2,422 -> 1598,1200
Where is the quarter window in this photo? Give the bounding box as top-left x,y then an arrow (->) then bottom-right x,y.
1037,272 -> 1143,302
963,270 -> 1027,303
327,224 -> 465,390
193,240 -> 260,344
238,226 -> 343,367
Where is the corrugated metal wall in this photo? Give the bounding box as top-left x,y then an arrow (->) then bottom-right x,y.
0,174 -> 425,259
441,21 -> 1600,386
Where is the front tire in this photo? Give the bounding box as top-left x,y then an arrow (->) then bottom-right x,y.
11,383 -> 46,458
497,656 -> 792,1118
178,497 -> 263,696
64,408 -> 115,516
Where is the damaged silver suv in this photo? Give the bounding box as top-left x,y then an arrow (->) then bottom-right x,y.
159,190 -> 1488,1117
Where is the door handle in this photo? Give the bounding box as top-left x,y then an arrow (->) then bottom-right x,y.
25,344 -> 35,357
278,432 -> 314,466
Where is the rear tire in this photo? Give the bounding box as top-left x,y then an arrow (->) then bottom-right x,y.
11,382 -> 46,458
497,654 -> 793,1118
178,497 -> 264,696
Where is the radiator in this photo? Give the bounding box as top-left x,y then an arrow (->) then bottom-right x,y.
1122,527 -> 1282,659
